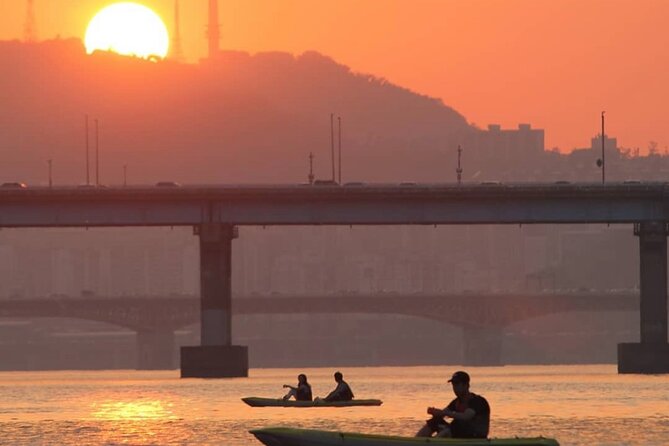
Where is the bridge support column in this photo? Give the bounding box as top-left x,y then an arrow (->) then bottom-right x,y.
619,222 -> 669,374
181,224 -> 248,378
462,325 -> 503,366
137,329 -> 176,370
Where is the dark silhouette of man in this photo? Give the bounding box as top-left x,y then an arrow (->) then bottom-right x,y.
321,371 -> 354,402
416,371 -> 490,438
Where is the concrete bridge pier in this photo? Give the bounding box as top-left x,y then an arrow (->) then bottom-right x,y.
137,329 -> 176,370
462,325 -> 504,366
181,224 -> 248,378
619,222 -> 669,373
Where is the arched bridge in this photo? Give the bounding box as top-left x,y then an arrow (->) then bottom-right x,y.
0,292 -> 640,330
0,293 -> 640,369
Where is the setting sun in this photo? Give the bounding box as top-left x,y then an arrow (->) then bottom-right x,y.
84,2 -> 169,59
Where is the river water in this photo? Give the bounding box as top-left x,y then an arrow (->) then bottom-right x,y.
0,364 -> 667,445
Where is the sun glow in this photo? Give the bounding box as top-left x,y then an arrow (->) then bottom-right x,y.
85,2 -> 169,59
92,399 -> 176,420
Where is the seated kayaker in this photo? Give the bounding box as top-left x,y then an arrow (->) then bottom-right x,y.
317,371 -> 354,402
415,370 -> 490,439
282,373 -> 313,401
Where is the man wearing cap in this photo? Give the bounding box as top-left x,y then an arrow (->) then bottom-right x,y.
415,371 -> 490,438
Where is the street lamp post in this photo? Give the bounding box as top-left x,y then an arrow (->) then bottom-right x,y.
338,116 -> 342,185
95,118 -> 100,186
308,152 -> 314,185
600,111 -> 606,183
330,113 -> 335,182
85,114 -> 90,185
456,145 -> 463,185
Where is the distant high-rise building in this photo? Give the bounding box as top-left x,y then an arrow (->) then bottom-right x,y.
207,0 -> 220,58
462,123 -> 545,178
24,0 -> 37,43
171,0 -> 185,62
590,134 -> 617,153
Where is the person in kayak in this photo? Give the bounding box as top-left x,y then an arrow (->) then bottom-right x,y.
415,370 -> 490,438
282,373 -> 313,401
318,371 -> 354,402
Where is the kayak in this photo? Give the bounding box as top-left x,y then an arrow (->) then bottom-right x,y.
242,397 -> 383,407
250,427 -> 560,446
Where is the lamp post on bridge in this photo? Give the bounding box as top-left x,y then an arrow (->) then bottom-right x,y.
596,111 -> 606,183
308,152 -> 314,185
456,145 -> 463,185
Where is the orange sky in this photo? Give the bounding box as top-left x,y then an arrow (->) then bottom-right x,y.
1,0 -> 668,153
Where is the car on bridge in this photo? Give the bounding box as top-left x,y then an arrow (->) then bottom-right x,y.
77,184 -> 108,189
1,182 -> 27,189
313,180 -> 339,186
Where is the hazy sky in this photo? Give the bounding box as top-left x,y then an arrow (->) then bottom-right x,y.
1,0 -> 668,153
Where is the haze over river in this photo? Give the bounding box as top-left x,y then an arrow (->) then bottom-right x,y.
1,365 -> 667,445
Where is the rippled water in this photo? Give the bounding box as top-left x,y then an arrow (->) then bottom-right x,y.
1,365 -> 668,445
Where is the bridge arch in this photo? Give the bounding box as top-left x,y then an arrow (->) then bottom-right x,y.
0,293 -> 643,369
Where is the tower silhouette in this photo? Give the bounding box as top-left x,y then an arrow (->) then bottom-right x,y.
24,0 -> 37,43
207,0 -> 220,58
171,0 -> 185,62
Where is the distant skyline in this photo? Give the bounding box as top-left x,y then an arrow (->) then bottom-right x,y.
0,0 -> 668,153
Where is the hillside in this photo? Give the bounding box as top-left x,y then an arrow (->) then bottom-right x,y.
0,39 -> 472,185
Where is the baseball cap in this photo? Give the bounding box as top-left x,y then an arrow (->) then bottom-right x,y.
448,371 -> 470,384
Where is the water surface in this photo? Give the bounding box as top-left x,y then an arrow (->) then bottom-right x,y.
1,365 -> 668,445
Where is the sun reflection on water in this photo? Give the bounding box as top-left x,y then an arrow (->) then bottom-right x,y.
92,399 -> 177,420
84,396 -> 185,445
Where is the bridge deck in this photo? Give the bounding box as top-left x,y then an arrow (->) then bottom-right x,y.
0,183 -> 667,227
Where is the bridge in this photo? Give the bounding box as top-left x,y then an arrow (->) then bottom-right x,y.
0,292 -> 641,369
1,183 -> 668,375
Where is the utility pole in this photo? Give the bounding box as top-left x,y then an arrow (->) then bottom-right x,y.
601,111 -> 606,184
171,0 -> 185,62
95,118 -> 100,186
207,0 -> 220,59
338,116 -> 342,184
47,159 -> 52,188
85,114 -> 90,185
24,0 -> 36,43
456,145 -> 463,185
330,113 -> 335,182
308,152 -> 314,185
